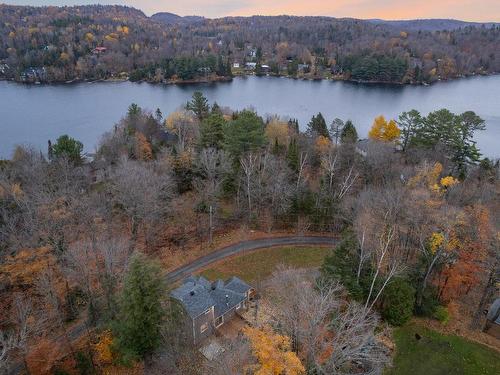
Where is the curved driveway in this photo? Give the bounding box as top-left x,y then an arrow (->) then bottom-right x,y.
166,236 -> 337,283
8,236 -> 336,374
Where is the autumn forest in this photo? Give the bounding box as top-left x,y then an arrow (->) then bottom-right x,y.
0,4 -> 500,84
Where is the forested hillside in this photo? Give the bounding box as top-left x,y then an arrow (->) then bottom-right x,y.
0,4 -> 499,83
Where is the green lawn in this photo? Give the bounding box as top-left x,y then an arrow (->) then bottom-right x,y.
387,322 -> 500,375
199,246 -> 330,283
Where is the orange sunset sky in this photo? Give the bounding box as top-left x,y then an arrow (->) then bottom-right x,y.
5,1 -> 500,21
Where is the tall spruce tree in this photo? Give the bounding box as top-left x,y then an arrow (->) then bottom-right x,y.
340,120 -> 358,143
186,91 -> 209,121
307,113 -> 330,139
113,252 -> 165,362
397,109 -> 422,152
200,111 -> 227,149
51,134 -> 83,164
223,110 -> 266,159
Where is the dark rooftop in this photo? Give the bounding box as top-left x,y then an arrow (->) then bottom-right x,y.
171,276 -> 252,319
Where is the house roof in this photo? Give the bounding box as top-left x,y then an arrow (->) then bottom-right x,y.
356,139 -> 372,153
487,298 -> 500,324
171,276 -> 252,319
225,276 -> 253,294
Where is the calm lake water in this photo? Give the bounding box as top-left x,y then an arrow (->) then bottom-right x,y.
1,75 -> 499,158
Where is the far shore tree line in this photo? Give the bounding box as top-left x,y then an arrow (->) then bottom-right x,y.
1,4 -> 500,84
0,91 -> 498,374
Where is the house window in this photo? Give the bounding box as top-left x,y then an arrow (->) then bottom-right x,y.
215,315 -> 224,327
200,323 -> 208,333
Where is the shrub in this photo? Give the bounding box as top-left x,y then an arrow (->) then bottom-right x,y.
433,306 -> 450,325
75,351 -> 95,375
321,232 -> 364,300
415,288 -> 440,317
381,278 -> 416,326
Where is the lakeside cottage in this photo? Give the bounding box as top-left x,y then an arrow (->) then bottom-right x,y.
171,275 -> 255,344
245,62 -> 257,71
92,46 -> 107,55
20,67 -> 47,83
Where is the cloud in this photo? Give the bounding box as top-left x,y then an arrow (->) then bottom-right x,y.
4,0 -> 500,21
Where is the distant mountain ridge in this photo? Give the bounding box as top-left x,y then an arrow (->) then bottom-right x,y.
151,12 -> 204,24
368,18 -> 500,31
150,11 -> 499,31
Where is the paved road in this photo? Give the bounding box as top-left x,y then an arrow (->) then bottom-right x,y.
165,236 -> 337,283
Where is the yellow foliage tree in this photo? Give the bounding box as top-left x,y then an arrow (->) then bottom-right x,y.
265,118 -> 290,147
368,115 -> 401,142
315,135 -> 332,155
440,176 -> 459,189
408,162 -> 459,193
135,132 -> 153,161
105,34 -> 118,42
429,232 -> 445,254
60,52 -> 70,62
243,325 -> 305,375
93,330 -> 114,365
11,182 -> 23,198
432,175 -> 459,193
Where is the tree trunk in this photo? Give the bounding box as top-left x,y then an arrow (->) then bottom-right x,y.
416,251 -> 440,308
471,259 -> 499,329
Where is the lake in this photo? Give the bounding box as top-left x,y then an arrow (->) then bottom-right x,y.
1,75 -> 499,158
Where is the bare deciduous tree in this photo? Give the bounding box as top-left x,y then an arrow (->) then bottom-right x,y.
319,302 -> 389,375
111,157 -> 174,246
266,266 -> 341,363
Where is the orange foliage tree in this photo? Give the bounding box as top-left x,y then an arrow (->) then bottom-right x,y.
437,205 -> 491,303
243,325 -> 305,375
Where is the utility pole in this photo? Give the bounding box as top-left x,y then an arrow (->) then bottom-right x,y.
209,205 -> 213,244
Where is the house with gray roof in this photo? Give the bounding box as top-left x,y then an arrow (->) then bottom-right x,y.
171,275 -> 254,344
484,298 -> 500,339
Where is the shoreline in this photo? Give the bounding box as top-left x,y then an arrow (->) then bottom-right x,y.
1,70 -> 497,87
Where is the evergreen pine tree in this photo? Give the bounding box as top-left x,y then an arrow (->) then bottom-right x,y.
155,108 -> 163,124
186,91 -> 209,121
211,102 -> 222,115
223,110 -> 266,159
340,120 -> 358,144
307,112 -> 330,139
200,111 -> 226,149
113,252 -> 165,363
286,138 -> 299,172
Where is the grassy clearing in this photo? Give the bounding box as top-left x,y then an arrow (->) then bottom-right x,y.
199,246 -> 330,283
387,322 -> 500,375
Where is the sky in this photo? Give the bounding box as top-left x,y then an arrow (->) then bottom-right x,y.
3,0 -> 500,22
